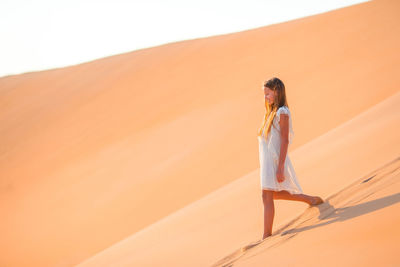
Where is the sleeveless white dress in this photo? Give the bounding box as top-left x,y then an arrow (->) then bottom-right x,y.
257,106 -> 303,195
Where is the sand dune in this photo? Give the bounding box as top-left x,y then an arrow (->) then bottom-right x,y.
0,0 -> 399,266
215,156 -> 400,267
76,90 -> 400,267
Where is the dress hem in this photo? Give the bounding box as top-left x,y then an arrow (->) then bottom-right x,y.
261,186 -> 303,195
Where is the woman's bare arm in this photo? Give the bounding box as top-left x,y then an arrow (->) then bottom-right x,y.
278,113 -> 290,170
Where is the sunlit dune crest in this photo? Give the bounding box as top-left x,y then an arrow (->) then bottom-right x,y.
0,0 -> 399,266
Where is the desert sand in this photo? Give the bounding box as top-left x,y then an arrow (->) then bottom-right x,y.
0,0 -> 399,266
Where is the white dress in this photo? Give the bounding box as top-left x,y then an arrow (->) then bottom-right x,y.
257,106 -> 303,195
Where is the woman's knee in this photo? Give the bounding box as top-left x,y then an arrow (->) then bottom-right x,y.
262,190 -> 274,203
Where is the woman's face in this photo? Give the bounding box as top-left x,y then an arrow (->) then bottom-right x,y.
264,86 -> 276,105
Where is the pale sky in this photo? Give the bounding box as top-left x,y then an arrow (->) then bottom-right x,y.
0,0 -> 369,78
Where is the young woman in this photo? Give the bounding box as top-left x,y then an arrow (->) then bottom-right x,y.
258,77 -> 324,240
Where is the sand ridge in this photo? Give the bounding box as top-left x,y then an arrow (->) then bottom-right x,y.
1,0 -> 400,266
212,156 -> 400,266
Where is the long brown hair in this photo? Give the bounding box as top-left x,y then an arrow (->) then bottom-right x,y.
257,77 -> 289,140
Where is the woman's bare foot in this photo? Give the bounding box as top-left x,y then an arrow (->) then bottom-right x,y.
262,233 -> 272,240
308,196 -> 324,206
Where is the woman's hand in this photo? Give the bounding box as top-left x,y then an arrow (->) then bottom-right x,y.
276,166 -> 285,183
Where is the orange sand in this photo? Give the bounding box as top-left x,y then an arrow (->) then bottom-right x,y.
0,0 -> 399,266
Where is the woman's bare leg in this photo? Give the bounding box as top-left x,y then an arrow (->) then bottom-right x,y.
273,190 -> 323,205
261,189 -> 323,239
262,190 -> 274,239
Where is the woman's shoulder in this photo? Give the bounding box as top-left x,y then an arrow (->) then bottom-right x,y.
277,105 -> 290,115
274,106 -> 291,124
